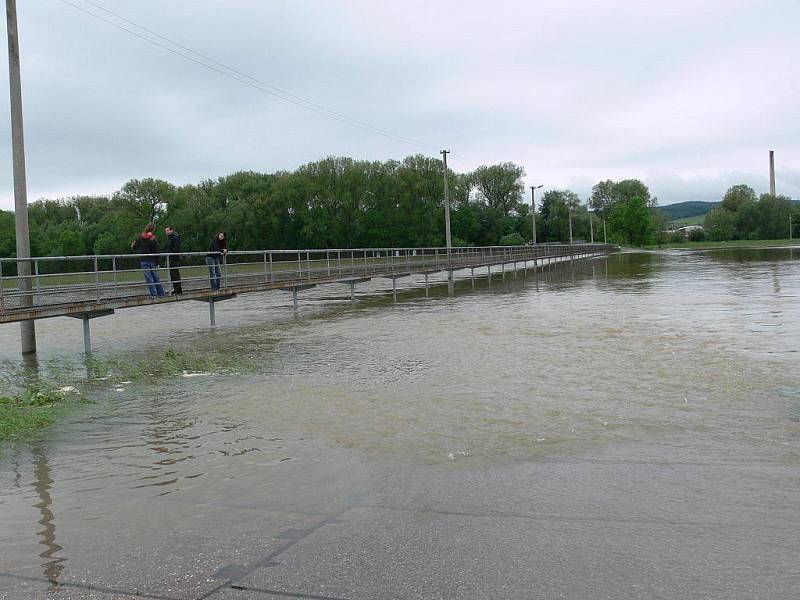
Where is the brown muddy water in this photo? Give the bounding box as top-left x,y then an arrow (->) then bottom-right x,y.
0,249 -> 798,600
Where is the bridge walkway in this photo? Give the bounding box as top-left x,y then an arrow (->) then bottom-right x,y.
0,244 -> 617,352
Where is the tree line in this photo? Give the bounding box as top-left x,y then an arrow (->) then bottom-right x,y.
699,185 -> 800,242
0,155 -> 665,259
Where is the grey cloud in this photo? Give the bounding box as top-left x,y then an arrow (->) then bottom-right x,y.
0,0 -> 798,208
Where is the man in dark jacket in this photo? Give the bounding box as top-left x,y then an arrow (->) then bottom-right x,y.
131,223 -> 165,298
164,226 -> 183,295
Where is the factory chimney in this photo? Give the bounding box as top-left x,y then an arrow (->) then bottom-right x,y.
769,150 -> 776,196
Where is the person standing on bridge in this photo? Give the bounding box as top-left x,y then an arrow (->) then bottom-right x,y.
206,231 -> 228,291
164,226 -> 183,295
131,223 -> 166,298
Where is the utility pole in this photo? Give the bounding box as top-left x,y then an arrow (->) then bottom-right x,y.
568,206 -> 573,245
440,150 -> 452,279
603,219 -> 607,243
589,211 -> 594,243
790,213 -> 793,241
6,0 -> 35,354
441,150 -> 452,250
530,185 -> 542,244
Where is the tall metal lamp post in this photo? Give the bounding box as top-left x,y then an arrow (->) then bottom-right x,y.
530,185 -> 542,244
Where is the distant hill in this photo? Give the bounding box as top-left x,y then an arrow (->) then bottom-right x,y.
659,201 -> 719,221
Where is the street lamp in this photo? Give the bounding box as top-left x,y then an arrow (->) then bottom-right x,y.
530,185 -> 542,244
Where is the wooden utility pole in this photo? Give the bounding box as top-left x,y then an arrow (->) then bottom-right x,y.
6,0 -> 35,354
568,206 -> 573,245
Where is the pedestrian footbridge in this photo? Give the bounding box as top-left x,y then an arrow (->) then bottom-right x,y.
0,244 -> 617,352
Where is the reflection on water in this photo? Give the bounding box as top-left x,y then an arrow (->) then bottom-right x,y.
32,446 -> 65,589
0,248 -> 798,590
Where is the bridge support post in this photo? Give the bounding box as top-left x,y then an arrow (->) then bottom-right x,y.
338,278 -> 368,306
292,288 -> 298,310
513,262 -> 517,278
192,293 -> 235,328
424,273 -> 429,297
392,277 -> 397,303
82,316 -> 91,354
67,309 -> 114,354
470,267 -> 474,289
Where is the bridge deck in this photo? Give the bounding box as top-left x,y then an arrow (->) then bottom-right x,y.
0,244 -> 616,324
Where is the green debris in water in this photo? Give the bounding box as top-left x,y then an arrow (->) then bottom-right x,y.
0,386 -> 86,443
1,347 -> 254,447
86,347 -> 255,382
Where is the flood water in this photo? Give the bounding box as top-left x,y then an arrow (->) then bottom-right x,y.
1,249 -> 798,599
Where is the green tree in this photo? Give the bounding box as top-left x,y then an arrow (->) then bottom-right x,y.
614,179 -> 653,207
539,189 -> 579,242
57,228 -> 84,256
589,180 -> 617,220
687,228 -> 706,242
651,209 -> 668,247
472,163 -> 525,213
0,210 -> 16,258
704,207 -> 736,241
757,194 -> 794,240
734,199 -> 760,240
720,184 -> 757,213
499,232 -> 525,246
792,204 -> 800,237
114,178 -> 176,223
608,196 -> 652,246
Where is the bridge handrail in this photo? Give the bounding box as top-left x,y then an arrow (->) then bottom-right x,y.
0,244 -> 618,315
0,243 -> 611,264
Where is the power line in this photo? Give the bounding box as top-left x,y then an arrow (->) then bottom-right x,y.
57,0 -> 447,152
81,0 -> 440,150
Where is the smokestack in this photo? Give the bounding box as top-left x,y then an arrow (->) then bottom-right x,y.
769,150 -> 776,196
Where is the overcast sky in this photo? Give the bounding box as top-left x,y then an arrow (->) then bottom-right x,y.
0,0 -> 798,210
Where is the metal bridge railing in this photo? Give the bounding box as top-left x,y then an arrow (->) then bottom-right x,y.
0,244 -> 615,315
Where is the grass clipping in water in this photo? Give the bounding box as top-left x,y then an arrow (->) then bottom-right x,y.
0,386 -> 85,442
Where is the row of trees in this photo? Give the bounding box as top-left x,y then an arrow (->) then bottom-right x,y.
702,185 -> 799,241
0,156 -> 663,258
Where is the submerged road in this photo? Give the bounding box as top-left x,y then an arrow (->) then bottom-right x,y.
0,248 -> 798,599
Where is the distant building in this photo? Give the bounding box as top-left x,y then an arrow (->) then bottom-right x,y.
669,224 -> 704,238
